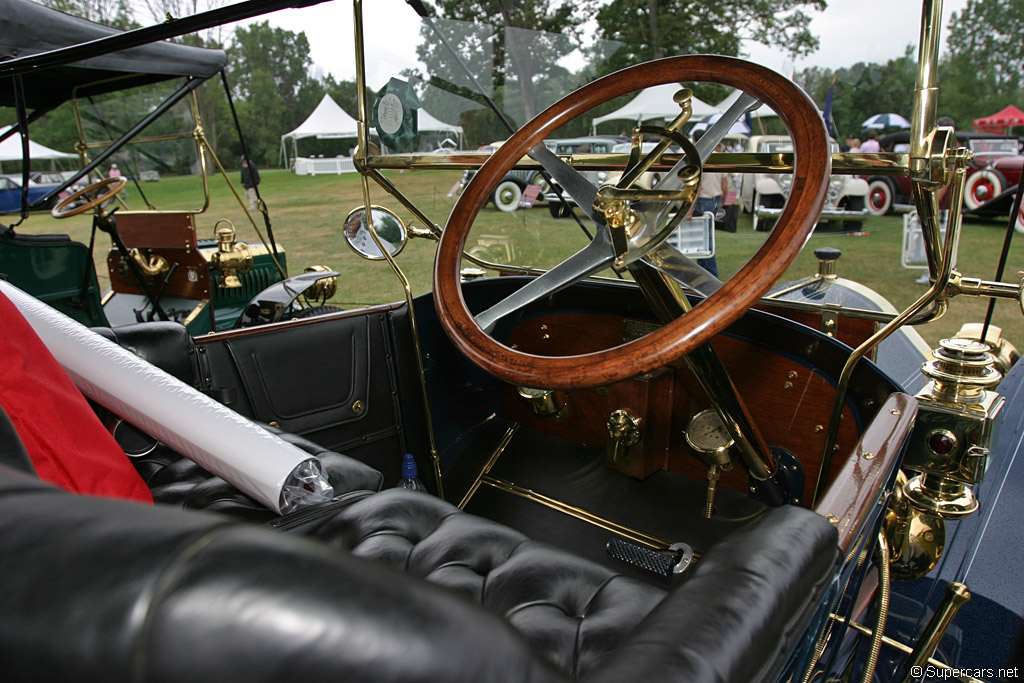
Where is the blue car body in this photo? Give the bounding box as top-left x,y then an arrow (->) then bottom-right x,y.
0,176 -> 59,214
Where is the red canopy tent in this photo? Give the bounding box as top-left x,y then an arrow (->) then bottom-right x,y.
973,104 -> 1024,133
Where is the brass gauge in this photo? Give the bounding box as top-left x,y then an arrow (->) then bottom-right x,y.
516,386 -> 565,420
685,408 -> 734,466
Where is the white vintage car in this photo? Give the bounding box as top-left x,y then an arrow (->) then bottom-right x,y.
738,134 -> 869,232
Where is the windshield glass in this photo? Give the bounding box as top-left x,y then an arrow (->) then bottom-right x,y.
969,139 -> 1018,156
345,0 -> 942,295
73,81 -> 207,210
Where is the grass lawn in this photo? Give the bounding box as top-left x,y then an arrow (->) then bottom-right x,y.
8,167 -> 1023,350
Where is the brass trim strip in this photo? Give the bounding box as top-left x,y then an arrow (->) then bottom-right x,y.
182,299 -> 208,327
458,424 -> 519,509
480,475 -> 674,550
357,151 -> 907,176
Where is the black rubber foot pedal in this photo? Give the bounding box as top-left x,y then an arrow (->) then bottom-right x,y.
606,537 -> 693,578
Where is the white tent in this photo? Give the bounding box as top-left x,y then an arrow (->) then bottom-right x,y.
591,83 -> 719,132
281,95 -> 466,171
0,126 -> 78,170
418,109 -> 464,148
280,94 -> 360,167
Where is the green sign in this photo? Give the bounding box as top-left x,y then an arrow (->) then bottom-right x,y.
372,78 -> 420,152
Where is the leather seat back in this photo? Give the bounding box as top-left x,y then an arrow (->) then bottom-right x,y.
0,463 -> 562,683
92,321 -> 198,385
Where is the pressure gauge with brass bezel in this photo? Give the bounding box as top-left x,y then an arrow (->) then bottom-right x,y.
685,408 -> 735,466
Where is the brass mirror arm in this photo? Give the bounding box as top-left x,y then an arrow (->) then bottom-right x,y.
813,168 -> 966,507
356,171 -> 445,501
351,0 -> 442,500
362,169 -> 442,239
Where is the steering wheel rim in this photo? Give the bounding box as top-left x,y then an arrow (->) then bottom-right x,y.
51,176 -> 127,219
435,55 -> 830,389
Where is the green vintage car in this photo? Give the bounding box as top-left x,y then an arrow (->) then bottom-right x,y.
0,0 -> 337,333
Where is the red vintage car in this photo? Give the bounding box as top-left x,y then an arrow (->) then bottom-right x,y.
866,131 -> 1023,218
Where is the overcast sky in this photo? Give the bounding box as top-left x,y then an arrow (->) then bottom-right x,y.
262,0 -> 970,89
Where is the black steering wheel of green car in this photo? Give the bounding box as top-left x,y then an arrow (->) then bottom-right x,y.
51,177 -> 127,219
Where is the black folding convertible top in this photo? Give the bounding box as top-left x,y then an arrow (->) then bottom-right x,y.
0,0 -> 227,109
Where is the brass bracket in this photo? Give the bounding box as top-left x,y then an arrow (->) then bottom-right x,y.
607,409 -> 642,465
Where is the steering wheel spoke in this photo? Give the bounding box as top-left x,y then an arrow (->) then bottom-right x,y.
641,241 -> 723,298
475,231 -> 614,333
528,143 -> 603,225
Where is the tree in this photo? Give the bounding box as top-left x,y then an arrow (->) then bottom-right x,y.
413,0 -> 595,142
594,0 -> 823,68
939,0 -> 1024,129
590,0 -> 822,105
798,48 -> 918,140
39,0 -> 137,29
226,22 -> 322,165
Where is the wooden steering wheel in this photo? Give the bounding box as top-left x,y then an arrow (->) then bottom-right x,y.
434,55 -> 830,389
51,176 -> 128,219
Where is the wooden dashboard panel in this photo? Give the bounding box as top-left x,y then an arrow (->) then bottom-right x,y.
500,312 -> 861,508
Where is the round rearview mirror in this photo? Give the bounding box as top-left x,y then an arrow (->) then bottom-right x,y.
343,206 -> 408,260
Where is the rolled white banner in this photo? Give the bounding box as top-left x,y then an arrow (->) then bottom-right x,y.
1,280 -> 325,513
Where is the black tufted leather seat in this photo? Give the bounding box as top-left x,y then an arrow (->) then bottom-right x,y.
0,359 -> 842,683
0,454 -> 839,683
279,488 -> 669,679
273,487 -> 840,682
3,324 -> 844,681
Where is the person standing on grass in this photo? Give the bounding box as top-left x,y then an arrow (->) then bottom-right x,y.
240,155 -> 261,210
690,130 -> 727,277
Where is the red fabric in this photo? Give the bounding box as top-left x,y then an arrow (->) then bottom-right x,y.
0,291 -> 152,503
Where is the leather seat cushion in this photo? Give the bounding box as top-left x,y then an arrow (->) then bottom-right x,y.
285,488 -> 668,679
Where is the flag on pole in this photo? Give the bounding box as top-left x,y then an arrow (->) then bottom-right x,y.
822,73 -> 838,139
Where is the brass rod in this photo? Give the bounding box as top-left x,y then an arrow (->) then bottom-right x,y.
352,0 -> 443,498
481,475 -> 675,550
356,151 -> 907,176
457,424 -> 519,509
76,132 -> 194,147
813,168 -> 964,506
901,582 -> 971,683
